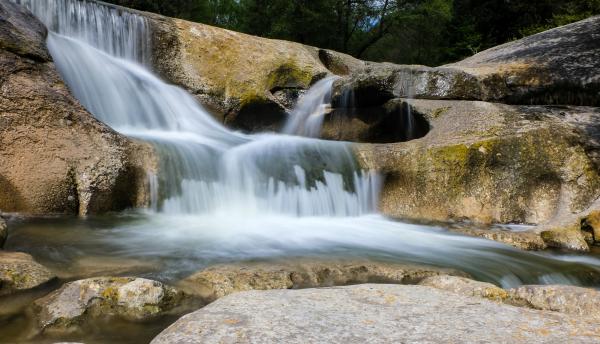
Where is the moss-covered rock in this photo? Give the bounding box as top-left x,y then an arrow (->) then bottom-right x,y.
0,251 -> 55,295
33,277 -> 187,335
148,16 -> 340,131
355,99 -> 600,234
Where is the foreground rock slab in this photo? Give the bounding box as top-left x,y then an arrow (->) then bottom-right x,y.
152,284 -> 600,344
33,277 -> 186,334
179,259 -> 467,301
0,251 -> 55,295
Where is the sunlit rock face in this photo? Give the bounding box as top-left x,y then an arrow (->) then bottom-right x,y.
0,1 -> 155,215
356,100 -> 600,229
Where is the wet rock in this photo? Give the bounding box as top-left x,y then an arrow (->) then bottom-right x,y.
151,284 -> 600,344
356,99 -> 600,228
149,16 -> 332,131
418,275 -> 508,302
447,226 -> 547,250
0,251 -> 55,295
0,1 -> 156,215
582,210 -> 600,244
541,227 -> 590,252
508,285 -> 600,319
179,259 -> 467,301
0,217 -> 6,248
33,277 -> 186,334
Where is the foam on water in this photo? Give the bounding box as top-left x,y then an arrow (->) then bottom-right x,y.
10,0 -> 600,286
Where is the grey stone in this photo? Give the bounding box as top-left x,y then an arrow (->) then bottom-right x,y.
151,284 -> 600,344
34,277 -> 186,334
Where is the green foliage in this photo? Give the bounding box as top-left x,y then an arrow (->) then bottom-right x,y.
104,0 -> 600,65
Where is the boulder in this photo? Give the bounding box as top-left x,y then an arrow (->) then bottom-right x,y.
448,16 -> 600,106
508,285 -> 600,319
148,15 -> 336,131
0,1 -> 156,216
33,277 -> 187,334
333,16 -> 600,108
151,284 -> 600,344
355,99 -> 600,231
0,251 -> 55,295
418,275 -> 508,302
0,217 -> 6,248
179,259 -> 467,301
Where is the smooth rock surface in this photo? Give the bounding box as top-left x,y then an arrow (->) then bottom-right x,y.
151,284 -> 600,344
0,251 -> 55,295
509,285 -> 600,319
418,275 -> 508,302
332,16 -> 600,107
0,1 -> 156,215
34,277 -> 186,334
179,259 -> 467,301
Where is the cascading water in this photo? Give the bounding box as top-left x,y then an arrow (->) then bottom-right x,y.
11,0 -> 600,287
283,76 -> 339,138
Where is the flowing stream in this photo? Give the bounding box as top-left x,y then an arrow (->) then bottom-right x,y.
8,0 -> 600,289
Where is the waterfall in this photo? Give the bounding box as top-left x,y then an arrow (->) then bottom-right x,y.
16,0 -> 379,217
284,76 -> 339,138
13,0 -> 151,64
11,0 -> 600,287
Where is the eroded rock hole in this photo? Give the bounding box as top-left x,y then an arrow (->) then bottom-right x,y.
322,101 -> 430,143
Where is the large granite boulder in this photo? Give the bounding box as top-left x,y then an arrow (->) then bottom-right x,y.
333,16 -> 600,107
148,15 -> 360,131
179,259 -> 466,301
33,277 -> 188,335
151,284 -> 600,344
0,251 -> 55,295
355,100 -> 600,233
0,1 -> 155,216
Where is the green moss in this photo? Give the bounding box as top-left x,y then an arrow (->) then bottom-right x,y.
431,107 -> 450,119
266,62 -> 313,91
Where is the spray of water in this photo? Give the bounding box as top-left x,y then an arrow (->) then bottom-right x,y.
11,0 -> 600,287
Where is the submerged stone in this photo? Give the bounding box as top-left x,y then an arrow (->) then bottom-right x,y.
33,277 -> 187,335
0,251 -> 55,295
151,284 -> 600,344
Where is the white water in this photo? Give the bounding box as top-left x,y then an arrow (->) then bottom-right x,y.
284,76 -> 339,137
12,0 -> 600,287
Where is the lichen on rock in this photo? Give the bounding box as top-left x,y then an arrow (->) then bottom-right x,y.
33,277 -> 187,335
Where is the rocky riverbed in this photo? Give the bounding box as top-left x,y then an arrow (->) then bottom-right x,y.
1,0 -> 600,343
